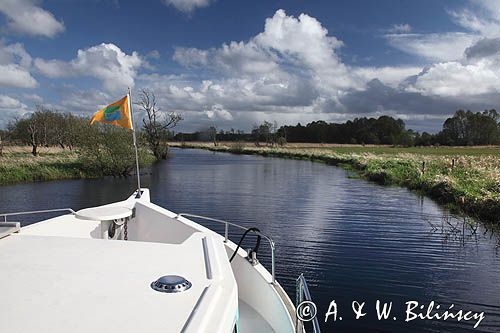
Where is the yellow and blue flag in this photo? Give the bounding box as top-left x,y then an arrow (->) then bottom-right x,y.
90,95 -> 133,129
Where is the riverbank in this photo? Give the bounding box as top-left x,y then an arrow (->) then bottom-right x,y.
169,142 -> 500,223
0,146 -> 90,185
0,146 -> 155,185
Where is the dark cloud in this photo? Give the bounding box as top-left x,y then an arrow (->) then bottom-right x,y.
336,79 -> 499,132
465,37 -> 500,59
339,79 -> 460,115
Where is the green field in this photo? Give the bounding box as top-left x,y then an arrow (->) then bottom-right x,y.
170,142 -> 500,223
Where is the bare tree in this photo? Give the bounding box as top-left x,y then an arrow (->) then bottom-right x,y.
136,89 -> 182,160
209,125 -> 217,146
27,106 -> 55,155
0,129 -> 7,156
251,123 -> 260,147
28,116 -> 39,156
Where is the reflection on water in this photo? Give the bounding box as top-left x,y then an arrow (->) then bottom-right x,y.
0,148 -> 499,332
426,214 -> 500,250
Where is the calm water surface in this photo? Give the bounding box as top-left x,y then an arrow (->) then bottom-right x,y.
1,148 -> 499,332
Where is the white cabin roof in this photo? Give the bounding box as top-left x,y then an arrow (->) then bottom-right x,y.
0,231 -> 237,333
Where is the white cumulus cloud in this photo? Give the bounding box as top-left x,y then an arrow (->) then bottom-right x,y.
0,41 -> 37,88
174,41 -> 279,75
135,9 -> 489,131
409,60 -> 499,96
142,7 -> 500,131
34,43 -> 142,93
407,37 -> 500,97
0,94 -> 30,125
204,104 -> 233,121
172,9 -> 359,105
0,94 -> 26,109
0,0 -> 64,38
391,1 -> 500,98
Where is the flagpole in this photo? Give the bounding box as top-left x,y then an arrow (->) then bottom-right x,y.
128,87 -> 142,198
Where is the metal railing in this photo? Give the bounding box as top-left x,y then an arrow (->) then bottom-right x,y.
0,209 -> 277,284
296,274 -> 321,333
175,213 -> 276,284
0,208 -> 76,223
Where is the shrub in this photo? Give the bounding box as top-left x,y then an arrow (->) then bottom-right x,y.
229,141 -> 245,153
77,124 -> 154,177
276,136 -> 287,147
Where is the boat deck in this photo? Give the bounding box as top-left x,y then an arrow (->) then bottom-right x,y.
0,232 -> 237,333
239,300 -> 275,332
0,190 -> 296,332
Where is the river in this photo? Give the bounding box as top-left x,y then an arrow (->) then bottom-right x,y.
1,148 -> 499,332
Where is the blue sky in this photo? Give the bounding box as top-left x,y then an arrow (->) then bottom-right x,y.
1,0 -> 500,132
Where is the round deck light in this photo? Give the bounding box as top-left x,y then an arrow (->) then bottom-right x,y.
151,275 -> 192,293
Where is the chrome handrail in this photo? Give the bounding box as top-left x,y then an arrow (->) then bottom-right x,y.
0,208 -> 76,222
175,213 -> 276,284
296,273 -> 321,333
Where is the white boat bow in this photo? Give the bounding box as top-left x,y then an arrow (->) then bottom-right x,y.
0,189 -> 312,333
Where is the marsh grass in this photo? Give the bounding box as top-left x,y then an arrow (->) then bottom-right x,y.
228,141 -> 246,153
0,145 -> 155,185
169,142 -> 500,223
0,146 -> 87,184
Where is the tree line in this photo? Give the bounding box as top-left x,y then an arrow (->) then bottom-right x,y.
1,90 -> 182,176
431,109 -> 499,146
5,110 -> 85,156
1,104 -> 498,169
174,110 -> 500,146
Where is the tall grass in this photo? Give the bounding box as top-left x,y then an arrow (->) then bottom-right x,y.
0,146 -> 91,185
0,146 -> 155,185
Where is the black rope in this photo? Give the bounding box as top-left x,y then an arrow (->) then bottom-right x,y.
229,227 -> 261,262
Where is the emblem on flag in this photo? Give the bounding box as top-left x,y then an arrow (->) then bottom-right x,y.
90,95 -> 132,129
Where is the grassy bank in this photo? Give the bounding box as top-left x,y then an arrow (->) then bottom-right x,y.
170,142 -> 500,223
0,146 -> 90,185
0,146 -> 155,185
